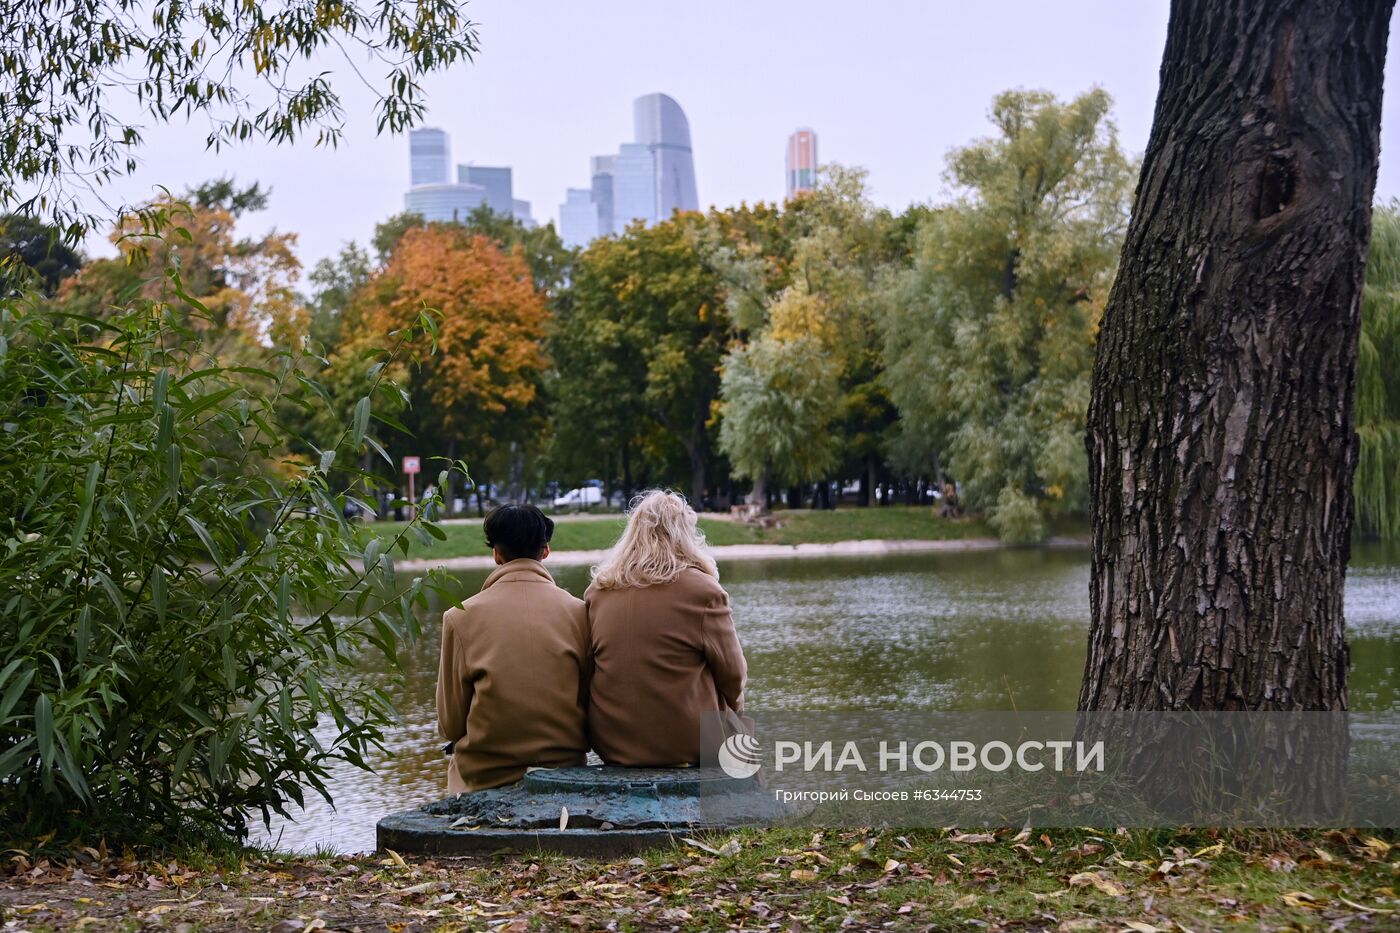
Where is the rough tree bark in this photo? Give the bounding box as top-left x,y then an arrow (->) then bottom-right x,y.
1081,0 -> 1392,716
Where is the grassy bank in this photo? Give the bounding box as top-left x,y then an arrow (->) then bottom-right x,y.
2,828 -> 1395,931
363,506 -> 1052,560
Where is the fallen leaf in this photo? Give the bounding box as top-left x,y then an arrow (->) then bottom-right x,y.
1192,842 -> 1225,858
559,806 -> 569,831
1068,871 -> 1127,897
953,894 -> 977,909
949,832 -> 995,843
790,869 -> 818,881
1281,891 -> 1320,909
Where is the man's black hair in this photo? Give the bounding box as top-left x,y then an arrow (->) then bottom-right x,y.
482,504 -> 555,562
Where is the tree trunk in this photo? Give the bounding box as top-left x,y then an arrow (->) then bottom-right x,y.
621,442 -> 633,504
750,469 -> 769,511
1082,0 -> 1391,719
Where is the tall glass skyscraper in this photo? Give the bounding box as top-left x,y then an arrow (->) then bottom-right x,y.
786,128 -> 818,198
410,128 -> 450,186
555,93 -> 698,244
458,165 -> 514,216
590,155 -> 615,237
634,93 -> 699,223
612,142 -> 658,230
558,188 -> 599,248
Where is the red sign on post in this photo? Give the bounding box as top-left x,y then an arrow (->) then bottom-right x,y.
401,456 -> 420,475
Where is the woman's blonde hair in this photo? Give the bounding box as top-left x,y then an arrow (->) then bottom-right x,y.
590,489 -> 719,589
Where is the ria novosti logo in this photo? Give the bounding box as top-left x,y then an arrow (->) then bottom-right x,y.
718,732 -> 763,779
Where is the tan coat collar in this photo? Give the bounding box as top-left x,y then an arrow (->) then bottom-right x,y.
481,558 -> 555,590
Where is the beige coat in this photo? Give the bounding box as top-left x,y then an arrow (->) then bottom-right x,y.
584,567 -> 747,766
436,559 -> 590,792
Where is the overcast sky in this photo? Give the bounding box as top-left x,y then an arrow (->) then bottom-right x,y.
82,0 -> 1400,275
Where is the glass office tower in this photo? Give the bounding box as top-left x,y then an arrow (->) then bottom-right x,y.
634,93 -> 699,221
590,155 -> 615,237
611,142 -> 657,229
409,128 -> 450,186
558,188 -> 598,247
786,128 -> 818,198
512,199 -> 535,227
458,165 -> 514,216
403,183 -> 488,223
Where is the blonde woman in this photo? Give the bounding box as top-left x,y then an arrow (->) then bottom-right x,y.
585,489 -> 748,766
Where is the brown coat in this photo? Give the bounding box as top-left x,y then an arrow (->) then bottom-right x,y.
436,559 -> 590,792
584,567 -> 747,766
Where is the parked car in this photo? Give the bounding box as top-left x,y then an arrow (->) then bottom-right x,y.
553,486 -> 604,509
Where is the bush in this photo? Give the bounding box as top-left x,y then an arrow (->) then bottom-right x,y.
988,485 -> 1046,545
0,261 -> 457,846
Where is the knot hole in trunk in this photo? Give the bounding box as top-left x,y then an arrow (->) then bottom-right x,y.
1256,152 -> 1296,219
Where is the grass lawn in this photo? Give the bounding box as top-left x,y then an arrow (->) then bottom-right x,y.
3,827 -> 1395,931
361,506 -> 1057,560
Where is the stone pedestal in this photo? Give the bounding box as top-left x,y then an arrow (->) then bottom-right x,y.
376,766 -> 784,857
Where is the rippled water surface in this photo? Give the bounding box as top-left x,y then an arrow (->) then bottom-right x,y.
254,545 -> 1400,854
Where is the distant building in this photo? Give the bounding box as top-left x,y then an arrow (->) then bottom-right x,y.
611,142 -> 658,231
559,189 -> 598,247
635,93 -> 699,223
558,94 -> 699,246
458,165 -> 514,216
403,182 -> 488,223
410,128 -> 450,186
786,128 -> 818,198
404,133 -> 532,226
590,155 -> 615,237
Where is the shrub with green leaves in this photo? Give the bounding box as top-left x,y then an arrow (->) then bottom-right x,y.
0,260 -> 458,846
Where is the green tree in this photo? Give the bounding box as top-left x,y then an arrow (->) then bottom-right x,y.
562,216 -> 729,503
0,224 -> 455,845
717,334 -> 841,503
879,88 -> 1134,541
0,214 -> 83,294
2,1 -> 479,231
709,171 -> 898,508
1357,202 -> 1400,540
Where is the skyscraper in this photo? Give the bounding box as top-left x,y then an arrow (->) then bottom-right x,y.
612,142 -> 658,230
410,128 -> 450,186
403,183 -> 488,223
555,93 -> 698,245
458,165 -> 515,216
558,188 -> 599,248
590,155 -> 615,238
786,128 -> 818,198
634,93 -> 699,222
512,199 -> 536,228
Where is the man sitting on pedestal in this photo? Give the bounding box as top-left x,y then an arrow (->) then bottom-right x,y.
436,504 -> 590,792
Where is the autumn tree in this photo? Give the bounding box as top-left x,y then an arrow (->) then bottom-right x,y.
710,172 -> 898,508
352,224 -> 550,510
1080,0 -> 1392,731
879,89 -> 1133,541
58,180 -> 304,351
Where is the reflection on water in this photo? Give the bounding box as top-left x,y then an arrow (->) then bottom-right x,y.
253,545 -> 1400,854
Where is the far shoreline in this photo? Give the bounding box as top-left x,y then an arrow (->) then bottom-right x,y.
397,534 -> 1092,571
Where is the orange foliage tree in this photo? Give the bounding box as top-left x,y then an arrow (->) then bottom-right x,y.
353,224 -> 550,499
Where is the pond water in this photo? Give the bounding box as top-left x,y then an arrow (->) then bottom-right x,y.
254,544 -> 1400,854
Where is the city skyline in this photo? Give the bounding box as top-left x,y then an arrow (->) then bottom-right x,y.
560,93 -> 700,247
65,0 -> 1400,270
403,127 -> 534,226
